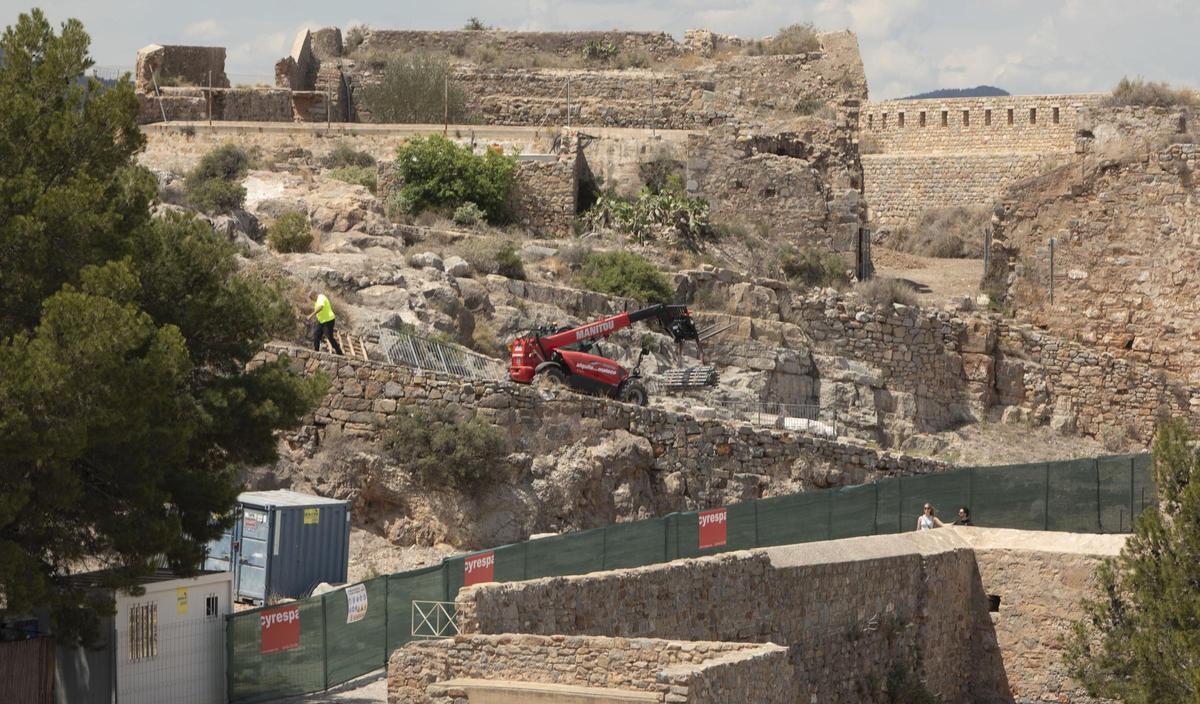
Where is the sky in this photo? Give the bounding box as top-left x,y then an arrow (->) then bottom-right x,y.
4,0 -> 1197,99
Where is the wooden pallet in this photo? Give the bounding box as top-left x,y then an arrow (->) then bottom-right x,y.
319,331 -> 370,361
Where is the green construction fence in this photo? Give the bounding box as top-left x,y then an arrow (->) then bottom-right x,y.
226,452 -> 1154,703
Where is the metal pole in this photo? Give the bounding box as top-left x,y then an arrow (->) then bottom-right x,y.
983,227 -> 991,274
321,594 -> 329,690
326,91 -> 331,129
1048,237 -> 1056,305
1044,463 -> 1050,530
207,70 -> 212,126
443,76 -> 449,136
152,70 -> 168,124
383,575 -> 390,662
566,76 -> 571,129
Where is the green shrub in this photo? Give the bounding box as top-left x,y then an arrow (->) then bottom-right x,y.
266,212 -> 313,253
191,144 -> 252,182
855,277 -> 919,307
182,144 -> 252,214
639,155 -> 684,195
581,39 -> 618,63
394,135 -> 518,223
1103,76 -> 1198,108
452,202 -> 486,227
780,246 -> 849,289
494,243 -> 525,279
344,25 -> 367,54
892,206 -> 990,258
359,53 -> 473,124
327,165 -> 377,193
557,243 -> 593,269
795,94 -> 828,116
382,405 -> 504,492
458,239 -> 526,279
323,142 -> 376,169
463,17 -> 486,30
582,189 -> 712,247
577,250 -> 674,304
185,177 -> 245,214
766,23 -> 820,55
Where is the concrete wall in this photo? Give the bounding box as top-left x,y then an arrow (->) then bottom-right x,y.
446,528 -> 1122,703
388,635 -> 790,703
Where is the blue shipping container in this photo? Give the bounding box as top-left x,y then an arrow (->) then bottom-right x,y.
204,490 -> 350,603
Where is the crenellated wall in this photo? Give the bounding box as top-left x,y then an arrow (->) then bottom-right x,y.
859,94 -> 1103,225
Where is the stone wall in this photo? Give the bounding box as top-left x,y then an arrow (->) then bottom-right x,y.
134,44 -> 229,93
862,152 -> 1055,224
388,635 -> 790,703
678,269 -> 1198,444
686,124 -> 864,252
261,344 -> 950,510
509,154 -> 578,237
987,108 -> 1200,387
445,528 -> 1121,703
348,30 -> 866,130
861,95 -> 1101,155
136,87 -> 334,124
455,533 -> 977,702
360,29 -> 686,61
858,95 -> 1103,226
960,529 -> 1126,702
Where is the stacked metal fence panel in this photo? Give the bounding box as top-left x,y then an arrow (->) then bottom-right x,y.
226,452 -> 1155,703
377,328 -> 505,380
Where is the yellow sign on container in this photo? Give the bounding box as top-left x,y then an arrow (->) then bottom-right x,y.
176,587 -> 188,614
304,508 -> 320,525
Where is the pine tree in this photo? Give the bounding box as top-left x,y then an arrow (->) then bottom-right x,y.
0,9 -> 324,643
1065,418 -> 1200,702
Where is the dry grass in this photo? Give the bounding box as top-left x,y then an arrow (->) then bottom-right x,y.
1102,77 -> 1198,108
855,277 -> 919,308
891,206 -> 991,259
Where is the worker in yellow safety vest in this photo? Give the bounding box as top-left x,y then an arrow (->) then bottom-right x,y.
307,291 -> 344,355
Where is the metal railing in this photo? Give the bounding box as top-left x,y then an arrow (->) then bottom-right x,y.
411,601 -> 460,639
377,328 -> 505,381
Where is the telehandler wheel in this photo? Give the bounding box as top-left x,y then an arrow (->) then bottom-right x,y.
535,366 -> 568,389
619,380 -> 649,406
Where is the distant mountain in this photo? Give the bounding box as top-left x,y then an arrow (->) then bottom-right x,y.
902,85 -> 1010,100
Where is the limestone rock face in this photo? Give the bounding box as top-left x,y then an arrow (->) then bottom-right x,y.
532,430 -> 660,528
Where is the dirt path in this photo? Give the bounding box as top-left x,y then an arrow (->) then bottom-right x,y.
872,249 -> 984,307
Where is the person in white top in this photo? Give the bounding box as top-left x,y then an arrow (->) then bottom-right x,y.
917,503 -> 946,531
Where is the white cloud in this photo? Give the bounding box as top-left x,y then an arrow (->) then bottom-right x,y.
182,19 -> 225,41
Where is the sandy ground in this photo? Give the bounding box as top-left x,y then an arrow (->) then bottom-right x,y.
276,671 -> 387,704
872,249 -> 985,307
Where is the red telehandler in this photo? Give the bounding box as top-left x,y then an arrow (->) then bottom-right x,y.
508,304 -> 704,405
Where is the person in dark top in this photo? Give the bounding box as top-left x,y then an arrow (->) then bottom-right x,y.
954,506 -> 973,525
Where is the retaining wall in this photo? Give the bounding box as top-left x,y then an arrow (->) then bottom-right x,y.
388,635 -> 790,703
445,528 -> 1121,703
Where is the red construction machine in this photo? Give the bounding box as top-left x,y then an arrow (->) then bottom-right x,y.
508,304 -> 705,405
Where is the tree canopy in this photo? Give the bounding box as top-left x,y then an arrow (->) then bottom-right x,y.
1065,417 -> 1200,702
0,9 -> 323,643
